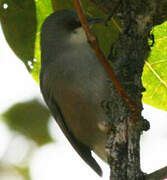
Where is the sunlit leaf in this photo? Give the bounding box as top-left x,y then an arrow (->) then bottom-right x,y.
15,166 -> 31,180
0,164 -> 26,180
32,0 -> 53,82
142,21 -> 167,111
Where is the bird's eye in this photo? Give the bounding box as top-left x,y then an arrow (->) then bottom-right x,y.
67,19 -> 81,30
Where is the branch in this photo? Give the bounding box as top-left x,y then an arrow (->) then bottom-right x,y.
73,0 -> 136,112
146,166 -> 167,180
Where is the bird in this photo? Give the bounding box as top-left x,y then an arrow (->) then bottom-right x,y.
40,9 -> 110,176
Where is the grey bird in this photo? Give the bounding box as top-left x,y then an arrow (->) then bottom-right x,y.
40,9 -> 110,176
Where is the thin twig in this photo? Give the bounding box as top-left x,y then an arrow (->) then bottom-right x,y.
88,0 -> 122,32
73,0 -> 136,112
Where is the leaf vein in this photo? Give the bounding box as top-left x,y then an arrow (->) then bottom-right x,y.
151,59 -> 167,65
145,61 -> 167,89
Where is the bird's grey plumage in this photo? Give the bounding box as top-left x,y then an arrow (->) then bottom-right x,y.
40,9 -> 110,176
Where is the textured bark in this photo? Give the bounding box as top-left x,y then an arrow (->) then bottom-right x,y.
146,166 -> 167,180
87,0 -> 167,179
89,0 -> 167,26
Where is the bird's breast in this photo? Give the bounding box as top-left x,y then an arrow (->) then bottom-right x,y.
41,42 -> 111,162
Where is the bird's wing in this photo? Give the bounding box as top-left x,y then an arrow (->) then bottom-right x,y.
40,79 -> 102,176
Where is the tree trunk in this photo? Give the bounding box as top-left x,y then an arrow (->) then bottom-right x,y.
88,0 -> 167,179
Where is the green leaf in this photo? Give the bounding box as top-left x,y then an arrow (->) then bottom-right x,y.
32,0 -> 53,82
142,21 -> 167,111
0,0 -> 37,69
2,99 -> 52,145
15,166 -> 31,180
0,0 -> 53,82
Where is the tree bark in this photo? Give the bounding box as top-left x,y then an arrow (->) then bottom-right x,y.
87,0 -> 167,179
